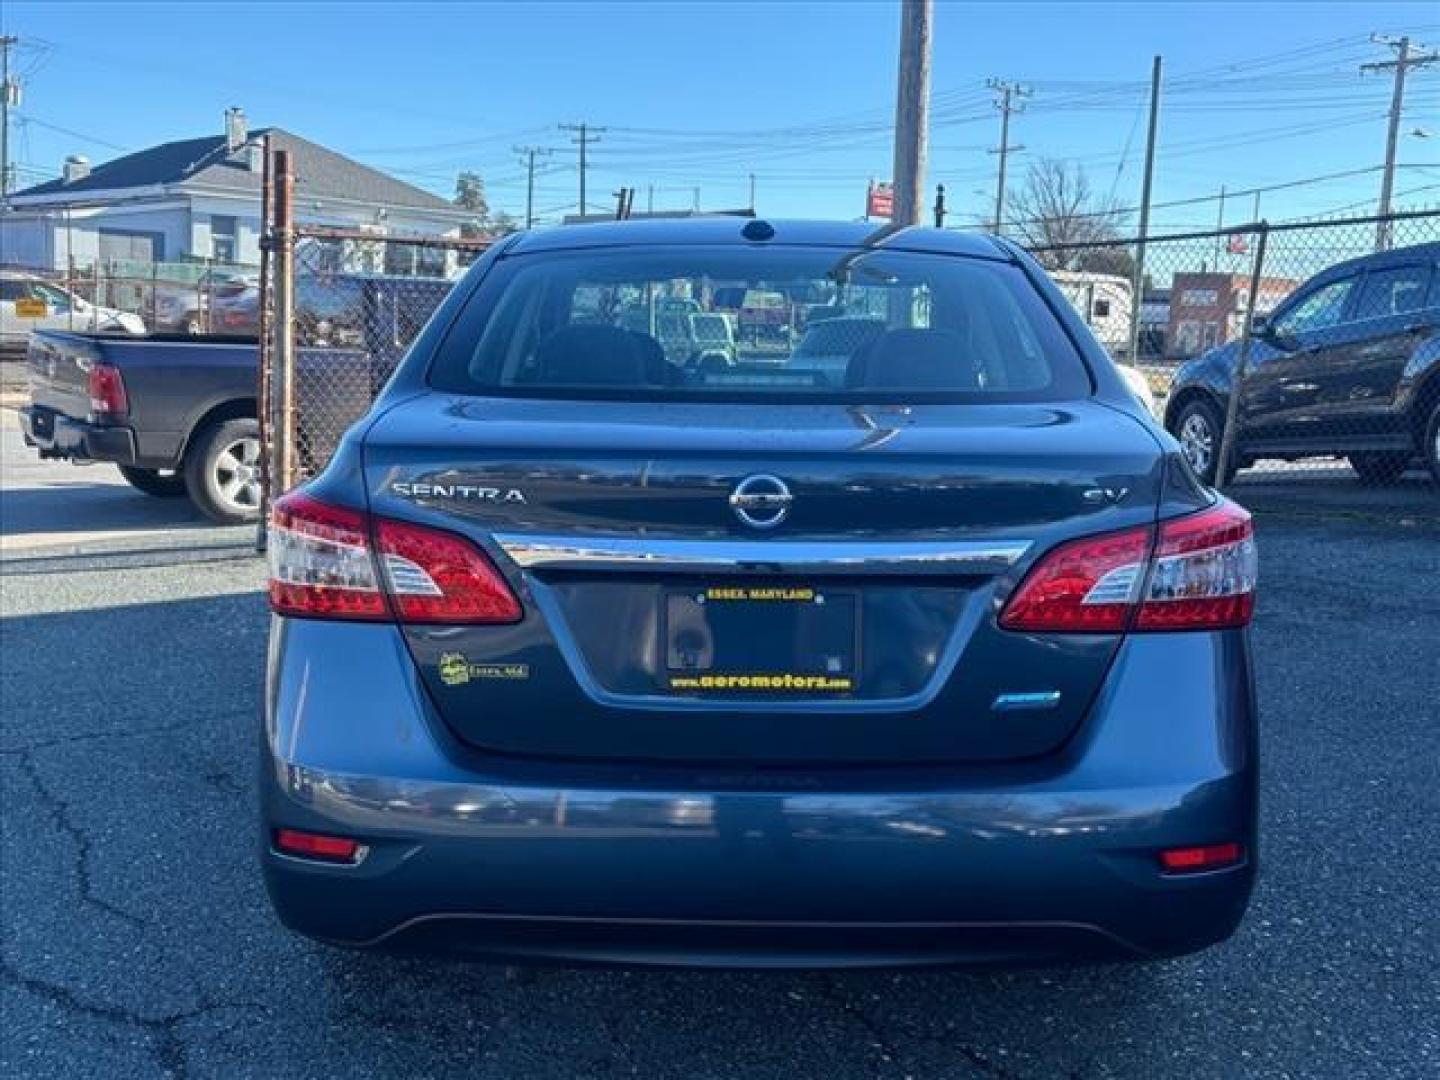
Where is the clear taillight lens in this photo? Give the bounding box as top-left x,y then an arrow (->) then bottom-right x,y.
1136,502 -> 1257,630
999,499 -> 1256,634
268,493 -> 388,619
267,492 -> 522,624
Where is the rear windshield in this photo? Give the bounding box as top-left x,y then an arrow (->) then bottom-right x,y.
428,245 -> 1090,401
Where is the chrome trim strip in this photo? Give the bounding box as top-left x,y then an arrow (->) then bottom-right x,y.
493,534 -> 1030,576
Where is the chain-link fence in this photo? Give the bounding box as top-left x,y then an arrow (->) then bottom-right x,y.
1,258 -> 260,337
1030,209 -> 1440,492
258,195 -> 1439,516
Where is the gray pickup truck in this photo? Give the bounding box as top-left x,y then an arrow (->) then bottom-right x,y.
18,273 -> 454,523
19,332 -> 377,523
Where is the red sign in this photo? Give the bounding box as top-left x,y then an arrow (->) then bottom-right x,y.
866,181 -> 894,220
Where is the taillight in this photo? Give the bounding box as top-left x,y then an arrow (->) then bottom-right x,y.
87,362 -> 128,419
1136,503 -> 1257,630
268,491 -> 521,624
997,525 -> 1151,633
999,500 -> 1256,634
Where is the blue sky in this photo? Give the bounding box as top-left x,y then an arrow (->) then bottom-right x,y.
3,1 -> 1438,230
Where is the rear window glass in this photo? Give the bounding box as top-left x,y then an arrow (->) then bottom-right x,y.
429,246 -> 1090,401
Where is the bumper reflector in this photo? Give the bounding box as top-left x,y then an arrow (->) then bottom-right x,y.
1159,841 -> 1243,872
274,828 -> 361,863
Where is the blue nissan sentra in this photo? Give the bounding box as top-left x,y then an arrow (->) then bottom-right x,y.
261,219 -> 1258,968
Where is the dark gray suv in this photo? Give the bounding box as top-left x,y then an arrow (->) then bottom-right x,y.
261,219 -> 1258,968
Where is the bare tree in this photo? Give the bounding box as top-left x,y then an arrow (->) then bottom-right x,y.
1007,159 -> 1132,275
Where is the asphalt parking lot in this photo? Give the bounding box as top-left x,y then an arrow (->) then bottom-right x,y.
2,414 -> 1437,1078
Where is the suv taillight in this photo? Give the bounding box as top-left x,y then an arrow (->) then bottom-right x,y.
999,500 -> 1256,634
268,492 -> 522,624
87,362 -> 128,420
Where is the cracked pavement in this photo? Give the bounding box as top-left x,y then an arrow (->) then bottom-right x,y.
2,500 -> 1438,1078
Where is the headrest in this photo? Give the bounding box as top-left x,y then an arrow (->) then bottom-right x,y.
845,328 -> 977,390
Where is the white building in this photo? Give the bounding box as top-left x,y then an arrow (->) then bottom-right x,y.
0,109 -> 472,273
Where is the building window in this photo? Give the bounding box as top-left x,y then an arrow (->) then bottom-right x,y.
1092,299 -> 1111,319
211,215 -> 238,264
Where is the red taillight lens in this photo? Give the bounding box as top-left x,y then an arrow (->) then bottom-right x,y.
1135,503 -> 1257,631
998,525 -> 1151,633
375,518 -> 523,624
87,362 -> 128,418
267,491 -> 521,624
274,828 -> 361,863
999,500 -> 1257,634
1159,841 -> 1243,872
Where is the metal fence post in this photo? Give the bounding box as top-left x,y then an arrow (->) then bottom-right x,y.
1214,222 -> 1269,488
271,149 -> 298,497
255,135 -> 276,551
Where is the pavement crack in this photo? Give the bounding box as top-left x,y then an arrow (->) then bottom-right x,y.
813,977 -> 911,1075
1,960 -> 269,1080
0,710 -> 250,755
9,750 -> 149,929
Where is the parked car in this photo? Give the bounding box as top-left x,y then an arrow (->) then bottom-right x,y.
261,218 -> 1259,968
1165,241 -> 1440,485
18,273 -> 456,523
0,271 -> 145,351
153,270 -> 255,334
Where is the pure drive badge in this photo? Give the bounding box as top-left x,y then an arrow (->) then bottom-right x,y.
391,481 -> 527,503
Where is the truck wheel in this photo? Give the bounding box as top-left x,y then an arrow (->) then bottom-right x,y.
1170,398 -> 1233,486
184,417 -> 263,524
116,465 -> 187,498
1348,453 -> 1407,486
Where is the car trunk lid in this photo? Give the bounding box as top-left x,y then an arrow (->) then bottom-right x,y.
363,392 -> 1163,765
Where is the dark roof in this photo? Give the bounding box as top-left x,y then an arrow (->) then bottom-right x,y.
510,218 -> 1010,259
14,128 -> 455,212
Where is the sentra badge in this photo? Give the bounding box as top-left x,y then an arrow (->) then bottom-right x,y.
391,481 -> 526,503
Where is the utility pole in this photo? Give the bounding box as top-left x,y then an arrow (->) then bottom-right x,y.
748,173 -> 756,213
1,36 -> 17,204
514,145 -> 552,229
986,78 -> 1029,234
890,0 -> 933,225
1128,54 -> 1162,366
559,122 -> 604,217
1362,35 -> 1437,250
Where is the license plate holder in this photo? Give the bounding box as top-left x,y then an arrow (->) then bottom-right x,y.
661,585 -> 859,695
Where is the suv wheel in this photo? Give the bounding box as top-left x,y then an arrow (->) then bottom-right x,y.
1348,453 -> 1408,486
1425,403 -> 1440,487
116,465 -> 187,498
1171,398 -> 1231,486
184,417 -> 263,524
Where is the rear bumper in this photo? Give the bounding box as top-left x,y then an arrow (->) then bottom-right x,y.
261,618 -> 1258,968
18,405 -> 138,465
